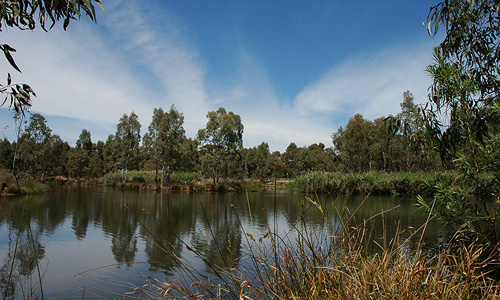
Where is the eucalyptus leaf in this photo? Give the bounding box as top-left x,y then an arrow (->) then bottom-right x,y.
2,45 -> 21,72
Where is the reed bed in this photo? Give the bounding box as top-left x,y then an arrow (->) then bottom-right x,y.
0,168 -> 49,194
129,196 -> 500,300
288,171 -> 496,196
101,171 -> 202,188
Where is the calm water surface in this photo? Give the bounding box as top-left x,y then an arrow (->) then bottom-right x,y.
0,187 -> 445,299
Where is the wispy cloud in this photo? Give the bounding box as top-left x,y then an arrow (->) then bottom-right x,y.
208,44 -> 334,151
294,44 -> 435,121
0,2 -> 438,152
212,41 -> 437,151
0,1 -> 209,143
99,2 -> 210,133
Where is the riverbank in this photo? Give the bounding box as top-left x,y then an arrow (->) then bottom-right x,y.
287,171 -> 497,196
98,170 -> 291,192
0,168 -> 50,196
4,169 -> 496,197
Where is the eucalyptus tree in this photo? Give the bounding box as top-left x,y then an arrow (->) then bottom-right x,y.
0,0 -> 104,113
145,105 -> 185,187
197,107 -> 244,185
427,0 -> 500,106
103,134 -> 121,173
115,112 -> 141,180
0,138 -> 12,169
424,1 -> 500,163
418,0 -> 500,250
69,129 -> 91,178
68,129 -> 103,179
306,143 -> 337,172
397,91 -> 439,170
15,113 -> 69,178
76,129 -> 92,152
244,142 -> 271,181
178,137 -> 199,173
332,114 -> 375,172
270,151 -> 286,180
16,113 -> 52,177
282,142 -> 299,177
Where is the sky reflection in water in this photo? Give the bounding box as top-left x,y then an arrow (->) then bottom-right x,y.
0,187 -> 443,299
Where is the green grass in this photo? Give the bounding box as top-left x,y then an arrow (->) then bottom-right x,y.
100,170 -> 270,193
170,172 -> 202,182
100,170 -> 203,192
287,171 -> 488,196
0,168 -> 49,194
102,171 -> 201,185
19,179 -> 50,194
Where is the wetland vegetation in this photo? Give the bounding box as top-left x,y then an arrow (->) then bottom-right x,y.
1,0 -> 500,299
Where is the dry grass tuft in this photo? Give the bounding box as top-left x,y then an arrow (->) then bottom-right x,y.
130,197 -> 500,300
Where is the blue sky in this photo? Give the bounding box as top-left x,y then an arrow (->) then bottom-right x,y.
0,0 -> 442,152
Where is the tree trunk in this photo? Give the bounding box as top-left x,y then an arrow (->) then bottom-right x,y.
161,163 -> 164,190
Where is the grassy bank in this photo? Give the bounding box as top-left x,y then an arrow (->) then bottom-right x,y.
0,168 -> 49,195
288,171 -> 496,195
100,170 -> 265,192
129,197 -> 499,299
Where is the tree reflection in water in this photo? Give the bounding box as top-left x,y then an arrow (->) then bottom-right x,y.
0,188 -> 442,298
0,203 -> 46,300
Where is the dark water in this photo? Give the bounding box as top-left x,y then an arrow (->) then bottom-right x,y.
0,187 -> 445,299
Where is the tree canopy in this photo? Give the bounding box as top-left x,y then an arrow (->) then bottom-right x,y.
144,105 -> 186,185
197,108 -> 244,185
420,0 -> 500,256
427,0 -> 500,102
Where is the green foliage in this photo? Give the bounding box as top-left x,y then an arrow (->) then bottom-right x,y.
14,113 -> 70,179
0,168 -> 49,194
67,128 -> 105,179
197,107 -> 244,184
170,172 -> 201,182
332,114 -> 373,172
281,142 -> 337,177
143,105 -> 186,185
243,142 -> 272,181
287,171 -> 485,196
114,112 -> 142,178
101,170 -> 201,187
417,0 -> 500,267
76,129 -> 92,152
0,167 -> 15,193
427,0 -> 500,102
0,138 -> 12,169
18,178 -> 49,194
332,97 -> 438,173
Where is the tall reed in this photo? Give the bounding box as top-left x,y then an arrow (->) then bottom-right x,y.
129,194 -> 499,299
287,171 -> 494,196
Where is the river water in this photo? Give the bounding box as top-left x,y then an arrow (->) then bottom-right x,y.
0,187 -> 445,299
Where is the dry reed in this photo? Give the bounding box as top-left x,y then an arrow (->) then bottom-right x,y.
129,196 -> 500,300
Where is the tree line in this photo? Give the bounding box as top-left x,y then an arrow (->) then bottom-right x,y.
0,92 -> 445,185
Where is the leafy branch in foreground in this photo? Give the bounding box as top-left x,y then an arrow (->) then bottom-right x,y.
0,72 -> 36,113
0,0 -> 104,113
418,1 -> 500,272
